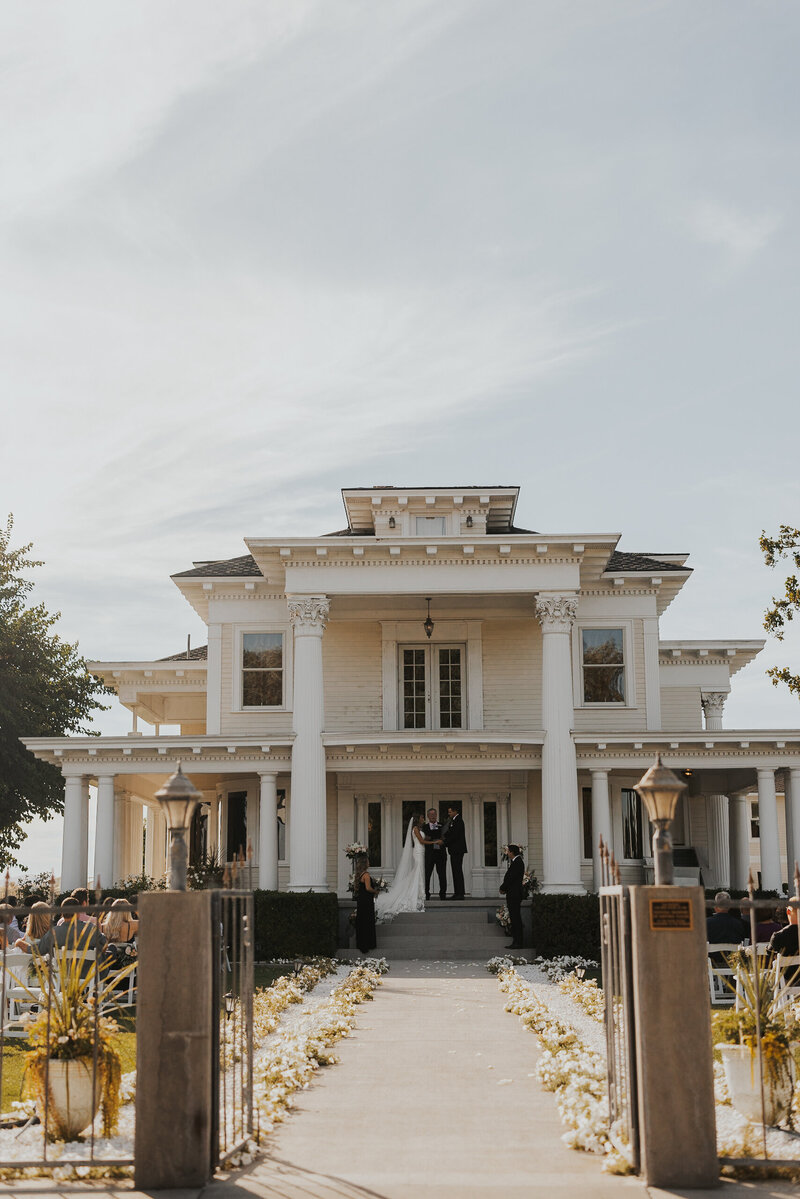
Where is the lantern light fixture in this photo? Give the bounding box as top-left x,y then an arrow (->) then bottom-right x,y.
466,514 -> 473,528
633,754 -> 687,886
423,597 -> 434,640
388,516 -> 396,528
155,761 -> 202,891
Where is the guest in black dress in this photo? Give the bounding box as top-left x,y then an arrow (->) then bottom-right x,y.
354,855 -> 377,954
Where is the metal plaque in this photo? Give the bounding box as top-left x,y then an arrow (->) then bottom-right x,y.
649,898 -> 694,930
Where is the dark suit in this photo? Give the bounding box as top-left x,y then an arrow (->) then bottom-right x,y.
443,813 -> 467,898
423,821 -> 447,900
501,855 -> 525,946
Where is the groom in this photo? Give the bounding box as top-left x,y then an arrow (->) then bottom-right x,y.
443,805 -> 467,899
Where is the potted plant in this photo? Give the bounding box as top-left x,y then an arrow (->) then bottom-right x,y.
713,951 -> 799,1126
17,939 -> 135,1141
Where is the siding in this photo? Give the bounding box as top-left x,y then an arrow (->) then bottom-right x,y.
323,621 -> 382,733
660,686 -> 703,731
483,620 -> 542,731
219,624 -> 293,737
573,621 -> 647,732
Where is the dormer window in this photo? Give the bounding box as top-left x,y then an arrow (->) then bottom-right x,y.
415,516 -> 446,535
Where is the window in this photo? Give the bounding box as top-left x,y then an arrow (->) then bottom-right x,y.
226,791 -> 247,861
277,790 -> 287,860
368,801 -> 382,866
581,787 -> 593,860
581,628 -> 625,703
621,788 -> 644,859
400,644 -> 464,730
483,801 -> 498,867
415,516 -> 446,535
242,632 -> 283,707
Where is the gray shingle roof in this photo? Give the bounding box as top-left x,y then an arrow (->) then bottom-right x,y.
605,551 -> 690,573
158,645 -> 209,661
173,554 -> 260,578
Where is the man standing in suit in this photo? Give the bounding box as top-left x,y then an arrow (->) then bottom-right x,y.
423,808 -> 447,901
500,844 -> 525,949
443,804 -> 467,899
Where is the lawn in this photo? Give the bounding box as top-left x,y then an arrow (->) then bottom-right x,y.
1,1026 -> 136,1115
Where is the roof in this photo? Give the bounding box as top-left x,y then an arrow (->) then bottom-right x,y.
323,523 -> 538,537
172,554 -> 260,578
605,551 -> 691,574
158,645 -> 209,662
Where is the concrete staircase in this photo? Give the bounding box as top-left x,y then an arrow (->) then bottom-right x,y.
342,900 -> 513,960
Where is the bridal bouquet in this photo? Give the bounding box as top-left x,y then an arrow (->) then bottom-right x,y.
344,842 -> 368,860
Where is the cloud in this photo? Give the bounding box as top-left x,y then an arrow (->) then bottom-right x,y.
685,200 -> 780,266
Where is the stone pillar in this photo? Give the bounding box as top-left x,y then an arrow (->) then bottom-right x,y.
258,772 -> 279,890
590,769 -> 612,892
785,768 -> 800,877
729,793 -> 751,891
535,593 -> 583,893
94,775 -> 116,888
757,768 -> 781,892
287,595 -> 330,891
60,774 -> 85,892
705,794 -> 730,889
701,691 -> 726,731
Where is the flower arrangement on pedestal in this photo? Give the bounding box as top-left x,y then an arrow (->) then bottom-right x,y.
344,843 -> 368,860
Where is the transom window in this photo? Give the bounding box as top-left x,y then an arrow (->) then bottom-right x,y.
242,632 -> 283,707
415,516 -> 446,535
581,628 -> 625,703
399,644 -> 464,730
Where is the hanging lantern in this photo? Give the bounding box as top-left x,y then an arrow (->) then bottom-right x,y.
423,597 -> 434,639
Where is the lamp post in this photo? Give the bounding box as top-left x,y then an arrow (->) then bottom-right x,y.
634,754 -> 687,886
155,762 -> 202,891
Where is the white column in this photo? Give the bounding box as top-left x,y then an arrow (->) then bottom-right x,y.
642,617 -> 661,729
701,692 -> 727,731
113,790 -> 129,882
208,792 -> 220,856
497,794 -> 510,856
94,775 -> 116,887
144,807 -> 167,881
287,595 -> 330,891
469,794 -> 482,895
380,795 -> 393,869
729,793 -> 751,891
78,778 -> 90,888
355,795 -> 368,846
128,803 -> 144,877
258,772 -> 279,890
60,775 -> 85,892
705,794 -> 730,888
757,768 -> 781,891
591,769 -> 612,892
205,622 -> 222,735
535,593 -> 583,893
786,768 -> 800,877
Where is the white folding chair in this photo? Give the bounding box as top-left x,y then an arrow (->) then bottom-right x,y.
1,949 -> 44,1038
707,943 -> 741,1006
774,953 -> 800,1010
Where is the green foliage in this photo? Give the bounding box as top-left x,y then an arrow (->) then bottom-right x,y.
760,524 -> 800,698
187,851 -> 225,890
531,893 -> 601,961
252,890 -> 339,960
0,515 -> 112,864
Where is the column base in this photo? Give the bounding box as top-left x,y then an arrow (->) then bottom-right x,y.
540,882 -> 587,895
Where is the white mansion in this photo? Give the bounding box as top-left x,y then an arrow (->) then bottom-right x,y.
25,485 -> 800,897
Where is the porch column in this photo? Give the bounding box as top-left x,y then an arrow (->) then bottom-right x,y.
380,795 -> 394,871
355,795 -> 368,847
144,807 -> 167,881
113,789 -> 130,882
786,768 -> 800,875
129,803 -> 144,877
258,772 -> 279,891
208,791 -> 220,856
287,596 -> 330,891
78,778 -> 90,888
705,795 -> 730,889
497,794 -> 510,857
729,793 -> 751,890
757,768 -> 781,892
591,769 -> 612,892
701,692 -> 726,731
94,775 -> 116,887
469,794 -> 482,895
535,593 -> 583,892
60,774 -> 86,892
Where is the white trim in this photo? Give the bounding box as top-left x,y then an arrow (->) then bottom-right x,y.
206,623 -> 222,735
572,618 -> 637,709
232,624 -> 292,712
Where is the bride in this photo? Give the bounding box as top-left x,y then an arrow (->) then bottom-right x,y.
376,813 -> 438,922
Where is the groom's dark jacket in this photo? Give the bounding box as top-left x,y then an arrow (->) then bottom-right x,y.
501,855 -> 524,901
443,813 -> 467,855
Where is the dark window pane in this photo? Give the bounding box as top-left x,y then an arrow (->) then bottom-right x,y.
483,802 -> 497,867
368,801 -> 382,865
582,628 -> 624,665
243,669 -> 282,706
583,665 -> 625,703
622,788 -> 643,859
243,632 -> 283,668
226,791 -> 247,861
581,787 -> 593,860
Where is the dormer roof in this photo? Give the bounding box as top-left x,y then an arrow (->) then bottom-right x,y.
340,486 -> 522,534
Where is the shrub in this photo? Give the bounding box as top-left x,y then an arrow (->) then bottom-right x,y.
531,893 -> 601,961
252,891 -> 339,960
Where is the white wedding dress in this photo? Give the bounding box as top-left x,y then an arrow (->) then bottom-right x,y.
376,818 -> 425,922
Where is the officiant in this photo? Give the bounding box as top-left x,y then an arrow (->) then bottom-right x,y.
423,807 -> 447,901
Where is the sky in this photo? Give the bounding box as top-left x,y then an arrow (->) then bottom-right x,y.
2,0 -> 799,877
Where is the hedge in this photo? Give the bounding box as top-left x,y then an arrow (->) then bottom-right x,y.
531,893 -> 601,961
252,890 -> 339,960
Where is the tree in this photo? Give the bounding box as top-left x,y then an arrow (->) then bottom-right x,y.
0,516 -> 111,865
760,524 -> 800,699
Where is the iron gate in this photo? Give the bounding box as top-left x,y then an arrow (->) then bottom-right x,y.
211,889 -> 255,1167
599,883 -> 639,1172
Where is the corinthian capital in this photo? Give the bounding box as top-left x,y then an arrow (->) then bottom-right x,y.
534,593 -> 579,633
701,692 -> 727,719
287,595 -> 330,633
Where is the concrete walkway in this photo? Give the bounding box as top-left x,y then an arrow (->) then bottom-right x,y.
0,963 -> 797,1199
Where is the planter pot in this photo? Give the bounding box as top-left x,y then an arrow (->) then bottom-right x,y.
719,1043 -> 795,1126
40,1058 -> 101,1141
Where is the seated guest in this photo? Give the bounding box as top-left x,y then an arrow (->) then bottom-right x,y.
101,899 -> 138,944
37,897 -> 106,973
0,903 -> 22,947
768,902 -> 799,958
755,904 -> 782,944
14,902 -> 52,953
706,891 -> 748,945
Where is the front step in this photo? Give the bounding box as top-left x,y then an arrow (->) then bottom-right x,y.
341,903 -> 514,960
